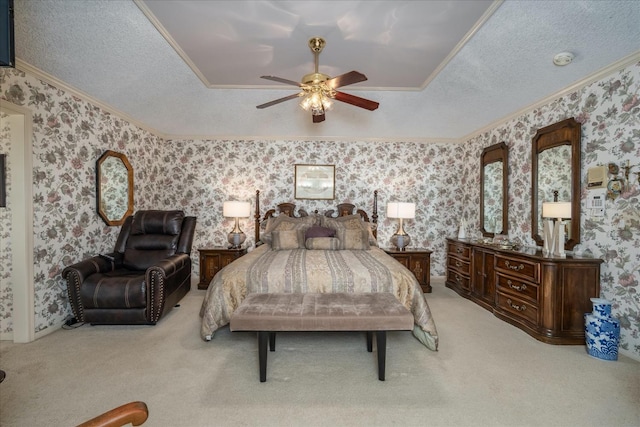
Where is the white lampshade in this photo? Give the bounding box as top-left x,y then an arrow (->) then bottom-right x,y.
223,201 -> 251,218
542,202 -> 571,219
387,202 -> 415,219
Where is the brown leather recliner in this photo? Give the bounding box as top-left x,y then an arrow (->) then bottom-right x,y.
62,210 -> 196,325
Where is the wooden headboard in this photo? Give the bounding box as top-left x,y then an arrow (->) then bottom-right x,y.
253,190 -> 378,242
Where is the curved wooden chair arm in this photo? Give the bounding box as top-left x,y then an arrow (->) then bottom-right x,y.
76,401 -> 148,427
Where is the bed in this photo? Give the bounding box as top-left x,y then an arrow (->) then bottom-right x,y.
199,190 -> 439,351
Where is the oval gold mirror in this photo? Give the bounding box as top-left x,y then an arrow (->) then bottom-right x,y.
531,118 -> 581,250
480,142 -> 508,237
96,150 -> 133,226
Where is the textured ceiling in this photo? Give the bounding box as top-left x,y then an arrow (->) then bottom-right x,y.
12,0 -> 640,141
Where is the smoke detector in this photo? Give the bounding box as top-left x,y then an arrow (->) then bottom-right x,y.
553,52 -> 574,66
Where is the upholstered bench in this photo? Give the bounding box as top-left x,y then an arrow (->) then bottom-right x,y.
230,292 -> 414,382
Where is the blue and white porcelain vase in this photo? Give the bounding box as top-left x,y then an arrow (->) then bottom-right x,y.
584,298 -> 620,361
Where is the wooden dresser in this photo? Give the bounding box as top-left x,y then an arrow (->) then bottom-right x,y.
446,238 -> 603,345
198,247 -> 247,290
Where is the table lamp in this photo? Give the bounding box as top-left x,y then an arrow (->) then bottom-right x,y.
387,202 -> 415,251
223,201 -> 251,249
542,201 -> 571,257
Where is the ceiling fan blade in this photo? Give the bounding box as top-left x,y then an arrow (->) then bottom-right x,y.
260,75 -> 303,87
256,92 -> 303,109
313,113 -> 325,123
327,71 -> 368,89
333,91 -> 379,111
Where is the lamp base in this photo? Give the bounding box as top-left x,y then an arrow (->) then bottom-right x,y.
227,231 -> 246,249
552,219 -> 566,258
391,233 -> 411,251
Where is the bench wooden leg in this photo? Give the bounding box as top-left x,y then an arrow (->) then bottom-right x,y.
366,331 -> 373,352
258,331 -> 268,382
376,331 -> 386,381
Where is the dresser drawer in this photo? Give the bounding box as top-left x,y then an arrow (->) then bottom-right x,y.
447,268 -> 470,291
496,291 -> 538,326
496,273 -> 538,303
448,241 -> 471,260
495,255 -> 539,282
447,255 -> 470,275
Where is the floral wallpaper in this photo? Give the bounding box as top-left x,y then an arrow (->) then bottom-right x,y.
0,59 -> 638,360
0,112 -> 13,335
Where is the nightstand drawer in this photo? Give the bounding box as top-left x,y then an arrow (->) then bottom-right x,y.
384,248 -> 432,293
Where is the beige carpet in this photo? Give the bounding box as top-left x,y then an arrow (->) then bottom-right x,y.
1,280 -> 638,427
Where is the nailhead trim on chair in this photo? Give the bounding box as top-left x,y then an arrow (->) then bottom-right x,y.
67,271 -> 85,322
148,273 -> 165,323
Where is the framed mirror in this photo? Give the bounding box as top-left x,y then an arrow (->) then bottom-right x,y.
480,142 -> 508,237
531,118 -> 581,250
96,150 -> 133,226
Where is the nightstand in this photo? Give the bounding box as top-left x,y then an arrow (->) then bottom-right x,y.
198,247 -> 247,290
384,248 -> 432,293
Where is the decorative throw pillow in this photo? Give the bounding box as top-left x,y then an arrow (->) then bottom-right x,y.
305,237 -> 341,250
261,215 -> 316,245
337,228 -> 371,250
271,229 -> 306,250
305,225 -> 336,239
323,214 -> 372,249
322,214 -> 366,232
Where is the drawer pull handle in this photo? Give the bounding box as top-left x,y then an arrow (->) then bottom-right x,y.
455,275 -> 462,284
455,261 -> 462,267
507,280 -> 527,292
505,260 -> 524,271
456,247 -> 463,254
507,298 -> 526,312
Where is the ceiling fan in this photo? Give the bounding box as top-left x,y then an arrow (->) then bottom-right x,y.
256,37 -> 379,123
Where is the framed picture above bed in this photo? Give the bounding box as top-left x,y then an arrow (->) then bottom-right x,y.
294,164 -> 335,200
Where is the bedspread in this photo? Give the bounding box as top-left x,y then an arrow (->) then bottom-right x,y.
199,244 -> 438,350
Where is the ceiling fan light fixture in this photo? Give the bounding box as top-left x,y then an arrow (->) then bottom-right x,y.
300,91 -> 332,114
256,36 -> 378,122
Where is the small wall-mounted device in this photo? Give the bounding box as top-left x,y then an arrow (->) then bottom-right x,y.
587,165 -> 608,189
586,188 -> 606,217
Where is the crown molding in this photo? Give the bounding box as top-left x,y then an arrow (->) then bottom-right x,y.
460,50 -> 640,142
163,134 -> 458,144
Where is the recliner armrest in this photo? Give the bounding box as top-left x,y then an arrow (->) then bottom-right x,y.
145,253 -> 191,278
62,253 -> 120,283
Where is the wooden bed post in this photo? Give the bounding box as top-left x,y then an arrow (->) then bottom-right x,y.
372,190 -> 378,225
255,190 -> 261,243
372,190 -> 378,238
